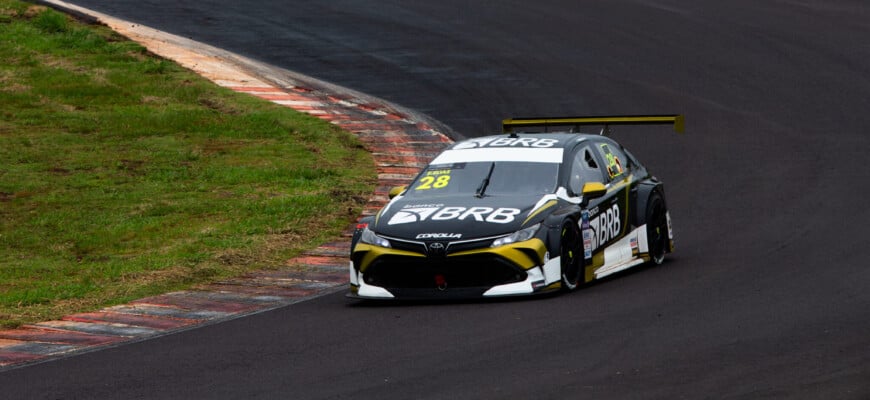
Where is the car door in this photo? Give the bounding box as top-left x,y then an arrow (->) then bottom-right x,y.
583,138 -> 633,255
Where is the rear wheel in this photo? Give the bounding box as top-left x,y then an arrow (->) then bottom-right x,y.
560,220 -> 582,291
646,192 -> 668,265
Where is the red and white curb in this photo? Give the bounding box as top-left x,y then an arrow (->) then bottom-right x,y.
1,1 -> 453,370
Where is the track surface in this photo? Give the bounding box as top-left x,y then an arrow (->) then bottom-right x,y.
6,1 -> 870,398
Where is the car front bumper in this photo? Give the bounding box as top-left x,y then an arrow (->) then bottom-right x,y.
348,238 -> 563,299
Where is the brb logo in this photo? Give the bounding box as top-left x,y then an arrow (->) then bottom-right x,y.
584,204 -> 621,251
388,205 -> 521,225
452,137 -> 560,150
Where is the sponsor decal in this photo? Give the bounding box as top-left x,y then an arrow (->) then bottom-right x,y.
403,204 -> 445,208
388,206 -> 441,225
599,143 -> 624,179
581,210 -> 593,260
580,204 -> 621,253
416,233 -> 462,240
453,137 -> 560,150
414,168 -> 453,192
388,205 -> 522,225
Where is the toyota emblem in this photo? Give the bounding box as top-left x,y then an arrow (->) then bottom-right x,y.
427,242 -> 446,258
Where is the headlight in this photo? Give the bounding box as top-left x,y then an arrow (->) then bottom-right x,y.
360,227 -> 391,248
491,223 -> 541,248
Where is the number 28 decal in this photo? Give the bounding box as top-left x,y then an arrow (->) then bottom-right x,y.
415,175 -> 451,190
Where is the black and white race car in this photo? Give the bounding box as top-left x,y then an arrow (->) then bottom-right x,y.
349,115 -> 683,299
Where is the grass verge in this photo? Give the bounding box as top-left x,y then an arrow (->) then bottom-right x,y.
0,1 -> 376,328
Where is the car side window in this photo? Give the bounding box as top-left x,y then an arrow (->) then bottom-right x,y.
594,140 -> 629,181
569,146 -> 605,194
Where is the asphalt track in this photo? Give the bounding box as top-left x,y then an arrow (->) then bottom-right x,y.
5,1 -> 870,398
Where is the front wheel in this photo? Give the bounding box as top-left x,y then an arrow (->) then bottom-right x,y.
645,192 -> 668,265
560,220 -> 582,291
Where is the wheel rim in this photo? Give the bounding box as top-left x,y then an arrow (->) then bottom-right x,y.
649,201 -> 667,265
561,222 -> 581,290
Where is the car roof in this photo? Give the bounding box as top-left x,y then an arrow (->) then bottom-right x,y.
428,132 -> 607,166
446,132 -> 602,151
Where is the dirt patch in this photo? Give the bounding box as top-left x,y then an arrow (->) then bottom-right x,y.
216,250 -> 255,267
117,159 -> 145,175
141,95 -> 169,105
198,96 -> 241,115
48,167 -> 71,175
329,188 -> 368,205
24,5 -> 48,18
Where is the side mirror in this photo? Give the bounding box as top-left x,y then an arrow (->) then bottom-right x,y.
388,185 -> 407,199
580,182 -> 606,207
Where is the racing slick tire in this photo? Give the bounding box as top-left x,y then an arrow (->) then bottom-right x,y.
645,192 -> 668,265
560,219 -> 582,291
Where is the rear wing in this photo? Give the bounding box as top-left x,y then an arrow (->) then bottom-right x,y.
502,114 -> 684,135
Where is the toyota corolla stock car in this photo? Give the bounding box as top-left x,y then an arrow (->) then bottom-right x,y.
349,115 -> 683,299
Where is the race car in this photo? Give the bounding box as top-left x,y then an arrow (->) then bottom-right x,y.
348,115 -> 683,299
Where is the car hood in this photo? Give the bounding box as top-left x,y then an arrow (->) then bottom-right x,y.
371,193 -> 549,241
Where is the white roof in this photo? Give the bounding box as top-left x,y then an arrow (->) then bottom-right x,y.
430,148 -> 564,165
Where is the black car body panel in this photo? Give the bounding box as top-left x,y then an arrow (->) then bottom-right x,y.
349,116 -> 681,299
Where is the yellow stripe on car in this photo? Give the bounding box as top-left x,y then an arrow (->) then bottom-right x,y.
355,244 -> 425,272
449,238 -> 547,270
523,199 -> 558,225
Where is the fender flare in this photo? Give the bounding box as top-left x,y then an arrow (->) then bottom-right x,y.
544,205 -> 582,252
634,182 -> 666,228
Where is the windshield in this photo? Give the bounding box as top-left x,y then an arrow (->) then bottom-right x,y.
403,162 -> 558,198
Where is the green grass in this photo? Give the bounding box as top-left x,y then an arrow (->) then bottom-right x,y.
0,1 -> 376,327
